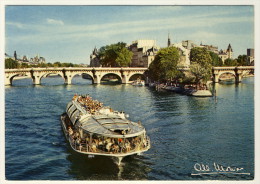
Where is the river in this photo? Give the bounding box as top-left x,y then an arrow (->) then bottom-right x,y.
5,76 -> 254,180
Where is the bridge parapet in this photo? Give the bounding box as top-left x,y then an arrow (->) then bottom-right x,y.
4,67 -> 149,86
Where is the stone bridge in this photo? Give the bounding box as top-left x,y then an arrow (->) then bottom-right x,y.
4,67 -> 148,85
212,66 -> 254,83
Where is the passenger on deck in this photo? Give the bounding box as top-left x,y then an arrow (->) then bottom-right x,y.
112,144 -> 119,153
106,142 -> 113,152
125,141 -> 131,152
91,142 -> 97,152
68,127 -> 73,136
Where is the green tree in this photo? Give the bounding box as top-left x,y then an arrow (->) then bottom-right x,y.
148,46 -> 181,82
47,63 -> 54,67
189,63 -> 212,84
189,47 -> 212,85
224,58 -> 238,66
53,62 -> 62,67
98,42 -> 133,67
236,55 -> 249,66
190,47 -> 212,66
5,58 -> 19,69
21,62 -> 29,68
209,51 -> 223,66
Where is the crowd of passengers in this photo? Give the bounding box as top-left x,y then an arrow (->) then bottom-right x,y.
73,94 -> 105,114
68,127 -> 148,153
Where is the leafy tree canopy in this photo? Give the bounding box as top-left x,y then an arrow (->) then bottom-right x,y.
189,47 -> 213,85
5,58 -> 83,69
189,63 -> 212,84
5,58 -> 19,69
224,58 -> 238,66
148,46 -> 181,82
236,55 -> 249,66
190,47 -> 212,67
209,51 -> 223,66
98,42 -> 133,67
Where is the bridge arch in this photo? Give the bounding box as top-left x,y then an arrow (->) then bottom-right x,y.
100,73 -> 122,84
7,73 -> 31,85
218,71 -> 236,77
128,73 -> 146,82
40,72 -> 65,85
34,71 -> 65,85
71,72 -> 94,84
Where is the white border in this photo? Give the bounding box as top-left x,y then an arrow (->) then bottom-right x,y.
1,0 -> 259,184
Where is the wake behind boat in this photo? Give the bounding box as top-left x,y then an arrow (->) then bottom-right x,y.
60,94 -> 150,165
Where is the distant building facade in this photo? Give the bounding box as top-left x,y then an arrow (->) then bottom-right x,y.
6,51 -> 46,64
128,40 -> 160,67
29,54 -> 46,64
199,42 -> 218,54
218,44 -> 233,64
169,39 -> 198,67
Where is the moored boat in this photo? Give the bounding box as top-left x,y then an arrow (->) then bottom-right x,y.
60,94 -> 150,165
131,79 -> 145,86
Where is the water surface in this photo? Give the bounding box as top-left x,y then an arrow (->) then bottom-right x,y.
5,76 -> 254,180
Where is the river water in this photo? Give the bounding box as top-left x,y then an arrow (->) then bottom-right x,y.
5,76 -> 254,180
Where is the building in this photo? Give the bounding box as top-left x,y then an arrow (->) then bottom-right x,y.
168,38 -> 198,67
218,44 -> 233,64
128,40 -> 160,67
181,40 -> 197,50
29,54 -> 46,64
247,48 -> 254,65
199,42 -> 218,54
171,42 -> 191,67
89,47 -> 100,67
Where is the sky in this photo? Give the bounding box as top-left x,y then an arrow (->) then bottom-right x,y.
5,5 -> 254,64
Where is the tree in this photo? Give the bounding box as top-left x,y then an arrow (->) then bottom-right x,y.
189,47 -> 212,85
5,58 -> 19,69
148,46 -> 181,82
190,47 -> 212,67
209,51 -> 223,66
236,55 -> 249,66
224,58 -> 238,66
53,62 -> 62,67
190,63 -> 212,84
98,42 -> 133,67
21,62 -> 29,68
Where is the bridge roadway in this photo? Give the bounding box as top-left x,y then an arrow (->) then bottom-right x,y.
4,66 -> 254,86
4,67 -> 148,85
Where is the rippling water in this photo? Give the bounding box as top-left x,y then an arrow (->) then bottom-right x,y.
5,76 -> 254,180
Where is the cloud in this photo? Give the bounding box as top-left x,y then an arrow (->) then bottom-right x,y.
46,18 -> 64,26
6,22 -> 24,29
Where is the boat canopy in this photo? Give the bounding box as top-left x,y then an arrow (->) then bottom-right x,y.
66,101 -> 88,125
78,114 -> 146,138
66,99 -> 146,138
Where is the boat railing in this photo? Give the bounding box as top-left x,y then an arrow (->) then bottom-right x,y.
69,136 -> 149,155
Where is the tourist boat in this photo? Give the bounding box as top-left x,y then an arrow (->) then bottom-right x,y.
60,95 -> 151,165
